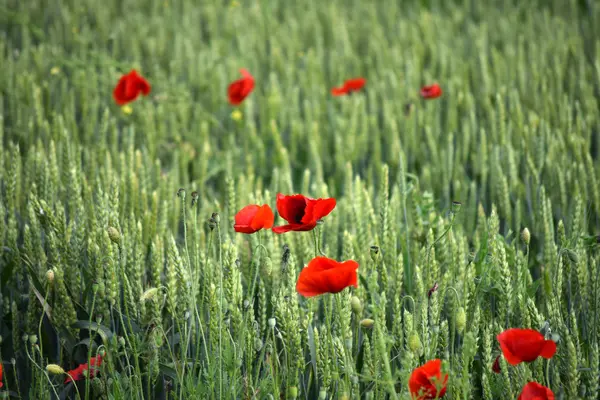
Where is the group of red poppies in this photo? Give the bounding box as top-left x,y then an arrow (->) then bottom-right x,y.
111,68 -> 442,106
233,193 -> 360,297
408,328 -> 556,399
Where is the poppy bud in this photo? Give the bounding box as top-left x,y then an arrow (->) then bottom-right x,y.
191,191 -> 199,206
46,364 -> 65,375
211,212 -> 220,224
566,249 -> 578,264
118,337 -> 126,347
107,227 -> 121,244
141,287 -> 160,302
408,332 -> 422,354
369,245 -> 381,262
288,386 -> 298,399
467,251 -> 476,263
268,318 -> 276,329
254,338 -> 263,352
404,102 -> 414,116
319,390 -> 327,400
177,188 -> 186,197
351,296 -> 363,314
456,307 -> 466,333
360,318 -> 375,328
521,228 -> 531,245
451,201 -> 462,214
262,257 -> 272,276
29,335 -> 38,344
208,218 -> 217,230
46,269 -> 55,283
339,393 -> 350,400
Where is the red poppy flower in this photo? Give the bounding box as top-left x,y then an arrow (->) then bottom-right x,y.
331,77 -> 366,96
272,194 -> 336,234
420,84 -> 442,99
234,204 -> 274,234
492,355 -> 501,374
113,69 -> 151,106
409,359 -> 448,399
0,363 -> 3,388
64,355 -> 103,383
518,382 -> 555,400
228,68 -> 255,105
296,256 -> 359,297
497,328 -> 556,366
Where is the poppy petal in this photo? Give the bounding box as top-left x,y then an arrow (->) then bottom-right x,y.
344,78 -> 366,91
250,204 -> 275,230
540,340 -> 557,359
302,198 -> 337,223
272,223 -> 316,234
331,86 -> 348,96
276,194 -> 309,224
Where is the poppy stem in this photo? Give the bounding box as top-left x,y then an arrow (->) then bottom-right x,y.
546,358 -> 551,389
312,229 -> 319,257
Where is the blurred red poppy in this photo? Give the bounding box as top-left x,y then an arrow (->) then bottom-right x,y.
420,84 -> 442,99
331,77 -> 366,96
228,68 -> 255,105
296,256 -> 359,297
234,204 -> 274,234
0,363 -> 3,388
497,328 -> 556,366
64,355 -> 103,383
518,382 -> 555,400
409,359 -> 448,399
113,69 -> 151,105
492,355 -> 501,374
272,194 -> 336,234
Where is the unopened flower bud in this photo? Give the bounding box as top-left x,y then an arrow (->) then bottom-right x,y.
211,212 -> 220,224
351,296 -> 363,314
566,249 -> 578,264
451,201 -> 462,214
369,245 -> 381,262
456,307 -> 466,333
46,269 -> 55,283
288,386 -> 298,399
176,188 -> 186,197
29,335 -> 38,345
253,338 -> 263,352
46,364 -> 65,375
118,337 -> 126,347
268,318 -> 276,329
521,228 -> 530,245
319,390 -> 327,400
408,332 -> 422,354
107,227 -> 121,244
360,318 -> 374,328
140,287 -> 160,302
191,191 -> 199,206
263,257 -> 273,276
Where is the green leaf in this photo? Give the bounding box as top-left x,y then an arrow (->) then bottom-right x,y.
159,363 -> 180,382
72,321 -> 114,342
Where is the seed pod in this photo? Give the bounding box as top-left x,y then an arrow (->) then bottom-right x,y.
521,228 -> 531,245
350,296 -> 363,314
107,227 -> 121,244
408,331 -> 422,354
456,307 -> 466,333
46,364 -> 65,375
360,318 -> 374,328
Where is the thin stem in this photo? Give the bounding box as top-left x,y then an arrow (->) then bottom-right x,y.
217,222 -> 224,400
85,289 -> 97,400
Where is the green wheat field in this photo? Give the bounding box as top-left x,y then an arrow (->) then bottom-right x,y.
1,0 -> 599,398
